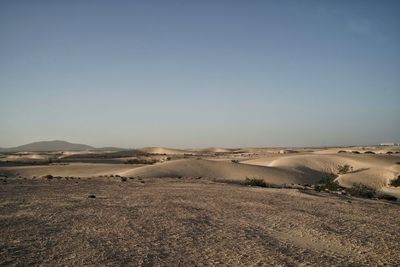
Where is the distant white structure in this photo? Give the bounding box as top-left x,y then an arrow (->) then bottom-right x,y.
379,142 -> 397,146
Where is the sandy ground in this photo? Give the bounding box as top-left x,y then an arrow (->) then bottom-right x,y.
1,149 -> 399,198
0,163 -> 142,178
1,178 -> 399,266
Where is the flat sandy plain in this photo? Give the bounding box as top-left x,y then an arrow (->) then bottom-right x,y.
1,146 -> 399,266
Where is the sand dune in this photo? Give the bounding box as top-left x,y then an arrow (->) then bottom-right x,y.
0,154 -> 49,161
1,150 -> 399,198
243,154 -> 400,190
119,159 -> 321,185
61,149 -> 148,159
139,147 -> 191,155
0,163 -> 140,178
198,147 -> 237,153
313,146 -> 400,155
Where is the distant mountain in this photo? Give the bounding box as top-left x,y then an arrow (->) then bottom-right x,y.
0,140 -> 94,152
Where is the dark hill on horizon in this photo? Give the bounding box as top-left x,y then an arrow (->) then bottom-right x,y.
0,140 -> 94,152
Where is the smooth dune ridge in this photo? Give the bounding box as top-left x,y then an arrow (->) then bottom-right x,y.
139,147 -> 191,155
1,150 -> 399,198
243,153 -> 400,192
198,147 -> 237,153
119,159 -> 323,185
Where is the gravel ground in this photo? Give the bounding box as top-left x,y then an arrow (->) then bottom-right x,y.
1,177 -> 399,266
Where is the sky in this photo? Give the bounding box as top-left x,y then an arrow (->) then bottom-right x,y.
0,0 -> 399,148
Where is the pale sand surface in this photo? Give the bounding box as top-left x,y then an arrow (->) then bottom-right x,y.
139,147 -> 192,155
1,150 -> 399,197
1,178 -> 399,266
0,163 -> 142,178
242,153 -> 400,196
120,159 -> 315,184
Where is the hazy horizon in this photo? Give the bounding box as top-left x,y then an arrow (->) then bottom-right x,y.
1,139 -> 400,150
1,0 -> 399,148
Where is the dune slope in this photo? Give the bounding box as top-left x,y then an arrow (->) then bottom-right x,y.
243,154 -> 400,190
119,159 -> 322,185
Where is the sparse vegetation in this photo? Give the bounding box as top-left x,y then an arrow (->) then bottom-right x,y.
386,151 -> 393,155
377,194 -> 397,201
315,173 -> 342,192
124,158 -> 157,165
364,151 -> 375,154
43,174 -> 53,179
346,183 -> 376,199
337,150 -> 346,153
120,177 -> 128,182
243,178 -> 267,187
352,151 -> 360,154
231,159 -> 239,163
337,164 -> 353,174
389,176 -> 400,187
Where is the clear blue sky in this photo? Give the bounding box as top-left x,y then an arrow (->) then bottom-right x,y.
0,0 -> 399,148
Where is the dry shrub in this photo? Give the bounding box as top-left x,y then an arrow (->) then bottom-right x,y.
243,178 -> 267,187
337,164 -> 353,174
389,176 -> 400,187
346,183 -> 376,198
43,174 -> 53,180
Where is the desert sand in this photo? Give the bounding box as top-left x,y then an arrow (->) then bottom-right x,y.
2,147 -> 399,197
1,144 -> 399,265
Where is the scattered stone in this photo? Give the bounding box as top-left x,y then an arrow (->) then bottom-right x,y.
88,194 -> 96,199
